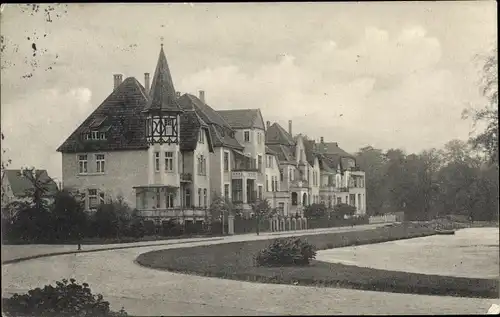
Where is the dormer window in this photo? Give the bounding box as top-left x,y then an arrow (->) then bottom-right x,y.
83,116 -> 109,141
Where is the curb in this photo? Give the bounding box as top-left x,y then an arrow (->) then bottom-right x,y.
2,237 -> 225,265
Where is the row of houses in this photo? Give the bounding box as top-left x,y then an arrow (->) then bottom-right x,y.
56,44 -> 366,224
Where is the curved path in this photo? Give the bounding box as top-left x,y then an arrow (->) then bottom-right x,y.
3,224 -> 497,315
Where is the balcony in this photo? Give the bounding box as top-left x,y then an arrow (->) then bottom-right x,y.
338,187 -> 349,192
232,171 -> 258,179
138,207 -> 208,219
180,173 -> 192,182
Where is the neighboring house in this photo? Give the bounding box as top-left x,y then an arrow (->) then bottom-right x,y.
315,138 -> 366,215
1,169 -> 59,213
58,44 -> 366,223
217,109 -> 266,213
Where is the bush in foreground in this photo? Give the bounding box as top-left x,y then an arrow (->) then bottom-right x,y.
255,237 -> 317,266
2,278 -> 127,317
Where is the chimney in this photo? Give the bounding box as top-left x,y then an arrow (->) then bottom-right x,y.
320,136 -> 324,143
199,90 -> 205,103
288,120 -> 292,135
176,92 -> 181,98
113,74 -> 123,90
144,73 -> 150,94
266,121 -> 270,130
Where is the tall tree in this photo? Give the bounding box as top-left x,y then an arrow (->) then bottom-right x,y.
463,45 -> 498,166
355,146 -> 387,215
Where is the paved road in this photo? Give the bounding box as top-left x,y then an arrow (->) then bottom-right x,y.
2,224 -> 497,315
1,224 -> 382,263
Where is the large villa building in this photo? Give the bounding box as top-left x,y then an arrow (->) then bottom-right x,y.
57,45 -> 366,224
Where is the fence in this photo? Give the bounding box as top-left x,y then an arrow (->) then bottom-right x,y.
307,215 -> 369,229
368,212 -> 404,224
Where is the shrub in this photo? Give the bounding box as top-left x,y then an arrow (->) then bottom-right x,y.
255,237 -> 317,267
161,219 -> 184,236
2,278 -> 127,317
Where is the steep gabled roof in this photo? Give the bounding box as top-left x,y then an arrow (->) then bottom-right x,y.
265,123 -> 295,146
217,109 -> 265,130
143,45 -> 183,113
3,169 -> 58,198
303,139 -> 317,166
267,144 -> 295,164
179,111 -> 214,153
265,145 -> 277,155
178,94 -> 244,150
57,77 -> 149,153
316,141 -> 354,158
319,154 -> 342,171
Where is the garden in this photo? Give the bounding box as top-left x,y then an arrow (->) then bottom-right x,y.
136,223 -> 498,299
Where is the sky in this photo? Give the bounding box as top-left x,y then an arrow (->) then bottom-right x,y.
0,2 -> 497,182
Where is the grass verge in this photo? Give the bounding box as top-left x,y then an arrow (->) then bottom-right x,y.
136,224 -> 498,299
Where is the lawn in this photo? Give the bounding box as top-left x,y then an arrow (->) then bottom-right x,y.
136,223 -> 499,299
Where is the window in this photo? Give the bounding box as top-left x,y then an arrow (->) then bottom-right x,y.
198,155 -> 206,175
223,151 -> 229,171
244,131 -> 250,142
165,152 -> 174,172
78,155 -> 88,174
337,197 -> 342,205
155,152 -> 160,172
258,155 -> 262,172
203,189 -> 207,207
224,184 -> 230,198
279,202 -> 285,215
89,189 -> 99,210
280,169 -> 283,182
266,175 -> 269,191
269,156 -> 273,168
96,154 -> 105,173
166,192 -> 174,208
165,118 -> 173,135
92,131 -> 98,140
199,129 -> 205,143
146,118 -> 151,137
198,188 -> 202,206
271,176 -> 275,191
257,132 -> 261,144
258,186 -> 262,200
155,189 -> 161,208
275,178 -> 279,191
185,188 -> 191,208
99,132 -> 106,140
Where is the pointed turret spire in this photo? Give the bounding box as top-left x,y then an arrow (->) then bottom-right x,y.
144,45 -> 183,113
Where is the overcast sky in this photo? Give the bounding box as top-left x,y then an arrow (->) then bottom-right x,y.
1,2 -> 497,182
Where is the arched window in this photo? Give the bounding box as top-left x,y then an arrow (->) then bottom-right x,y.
292,192 -> 298,206
302,193 -> 307,206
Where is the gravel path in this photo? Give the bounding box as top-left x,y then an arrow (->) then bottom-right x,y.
3,224 -> 498,315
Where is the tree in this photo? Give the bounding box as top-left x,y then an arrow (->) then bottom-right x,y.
304,203 -> 327,219
208,193 -> 234,235
333,203 -> 356,219
92,196 -> 133,238
355,146 -> 387,215
51,189 -> 88,241
250,198 -> 274,235
16,167 -> 56,212
463,45 -> 498,166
